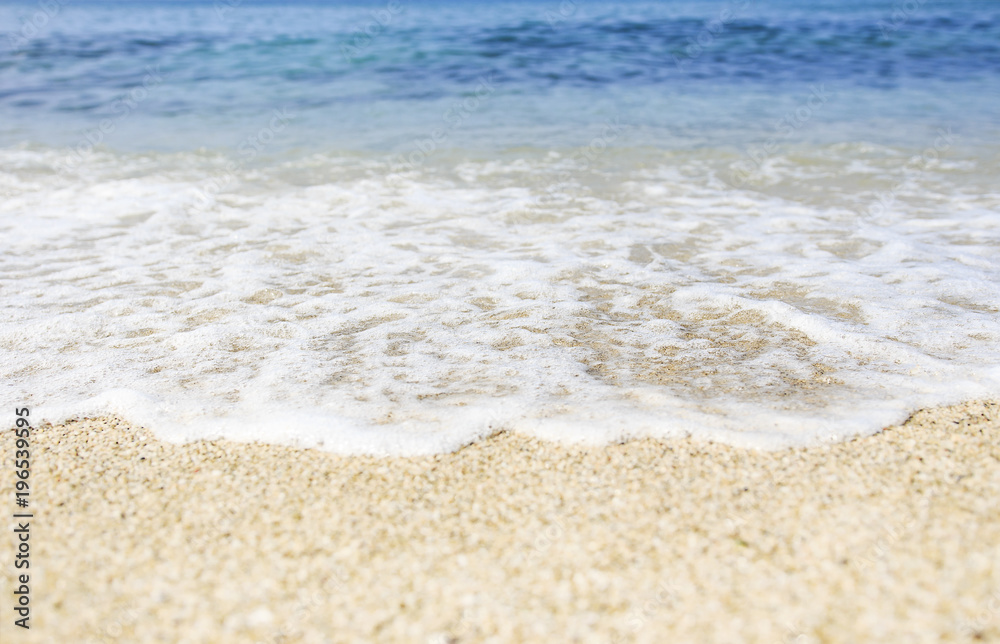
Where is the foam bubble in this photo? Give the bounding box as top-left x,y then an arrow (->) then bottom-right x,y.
2,145 -> 998,454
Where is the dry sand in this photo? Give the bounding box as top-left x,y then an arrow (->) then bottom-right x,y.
2,400 -> 999,643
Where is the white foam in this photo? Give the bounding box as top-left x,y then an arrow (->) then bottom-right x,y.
2,145 -> 998,454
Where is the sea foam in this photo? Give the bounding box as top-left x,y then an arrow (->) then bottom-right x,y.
2,145 -> 998,454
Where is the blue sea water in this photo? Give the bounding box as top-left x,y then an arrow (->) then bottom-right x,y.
1,0 -> 999,453
3,0 -> 1000,151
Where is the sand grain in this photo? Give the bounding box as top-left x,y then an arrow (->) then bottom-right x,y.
2,401 -> 999,643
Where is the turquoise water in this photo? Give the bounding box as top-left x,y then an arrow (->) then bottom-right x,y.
3,0 -> 999,152
2,0 -> 999,453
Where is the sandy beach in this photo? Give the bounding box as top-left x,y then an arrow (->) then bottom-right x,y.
4,0 -> 1000,641
2,400 -> 999,643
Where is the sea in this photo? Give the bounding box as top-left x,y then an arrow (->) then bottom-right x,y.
2,0 -> 999,454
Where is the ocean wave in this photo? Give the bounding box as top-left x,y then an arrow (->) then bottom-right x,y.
2,144 -> 998,453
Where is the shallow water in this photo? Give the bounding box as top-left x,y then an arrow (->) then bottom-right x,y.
2,0 -> 999,452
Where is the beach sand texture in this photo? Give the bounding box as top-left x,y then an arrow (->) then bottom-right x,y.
2,400 -> 999,643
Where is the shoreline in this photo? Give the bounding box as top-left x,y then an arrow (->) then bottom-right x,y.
2,400 -> 998,642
